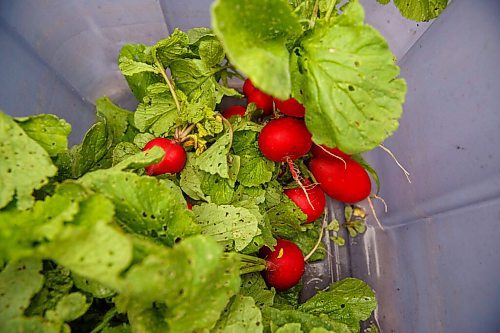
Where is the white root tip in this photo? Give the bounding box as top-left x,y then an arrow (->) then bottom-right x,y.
379,144 -> 412,184
371,193 -> 388,213
367,196 -> 385,231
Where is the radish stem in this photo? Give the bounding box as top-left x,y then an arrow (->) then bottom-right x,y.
152,49 -> 181,114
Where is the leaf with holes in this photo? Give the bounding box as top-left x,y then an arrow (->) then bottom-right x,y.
0,111 -> 58,209
262,307 -> 350,333
393,0 -> 448,22
196,132 -> 231,178
298,278 -> 377,332
0,185 -> 80,259
79,170 -> 199,246
212,295 -> 263,333
120,235 -> 240,333
265,196 -> 306,239
0,259 -> 63,332
192,203 -> 261,251
240,273 -> 276,309
15,114 -> 71,157
134,89 -> 179,137
295,0 -> 407,154
0,259 -> 45,322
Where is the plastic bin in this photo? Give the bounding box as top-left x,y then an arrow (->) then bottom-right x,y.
1,0 -> 499,332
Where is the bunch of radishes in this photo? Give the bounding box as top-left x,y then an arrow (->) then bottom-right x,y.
142,78 -> 374,291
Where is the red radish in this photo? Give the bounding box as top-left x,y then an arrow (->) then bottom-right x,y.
259,239 -> 305,290
243,79 -> 256,96
285,183 -> 326,223
309,157 -> 371,203
243,79 -> 273,116
311,144 -> 350,160
143,138 -> 187,175
274,97 -> 305,118
258,117 -> 312,162
222,105 -> 246,119
186,202 -> 193,210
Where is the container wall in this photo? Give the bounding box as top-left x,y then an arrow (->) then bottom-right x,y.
0,0 -> 170,144
355,0 -> 500,332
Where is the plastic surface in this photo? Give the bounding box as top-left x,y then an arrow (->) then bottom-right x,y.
1,0 -> 499,332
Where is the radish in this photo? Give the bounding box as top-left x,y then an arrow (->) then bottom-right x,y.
143,138 -> 187,175
258,117 -> 312,162
311,144 -> 350,160
309,157 -> 371,203
222,105 -> 246,119
274,97 -> 305,118
186,201 -> 193,210
259,239 -> 305,290
284,183 -> 326,223
243,79 -> 273,116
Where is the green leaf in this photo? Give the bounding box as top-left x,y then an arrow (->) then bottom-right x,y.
180,154 -> 209,201
212,295 -> 263,333
240,273 -> 276,308
196,132 -> 231,178
112,142 -> 142,166
376,0 -> 390,4
201,172 -> 235,205
72,273 -> 115,299
212,0 -> 302,99
275,323 -> 302,333
298,278 -> 377,332
199,37 -> 226,68
15,114 -> 71,156
296,0 -> 407,154
393,0 -> 447,22
0,112 -> 58,209
262,307 -> 350,333
193,203 -> 261,251
266,196 -> 306,239
133,132 -> 156,149
121,235 -> 241,333
153,28 -> 190,66
0,187 -> 80,259
118,57 -> 159,76
126,302 -> 169,333
96,96 -> 136,145
26,265 -> 74,317
170,59 -> 237,109
80,170 -> 199,246
55,120 -> 112,179
112,145 -> 164,171
0,259 -> 62,332
0,259 -> 44,322
235,200 -> 276,254
187,27 -> 214,45
41,194 -> 133,287
134,89 -> 178,136
233,131 -> 275,187
293,222 -> 326,262
119,43 -> 162,101
45,292 -> 91,322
